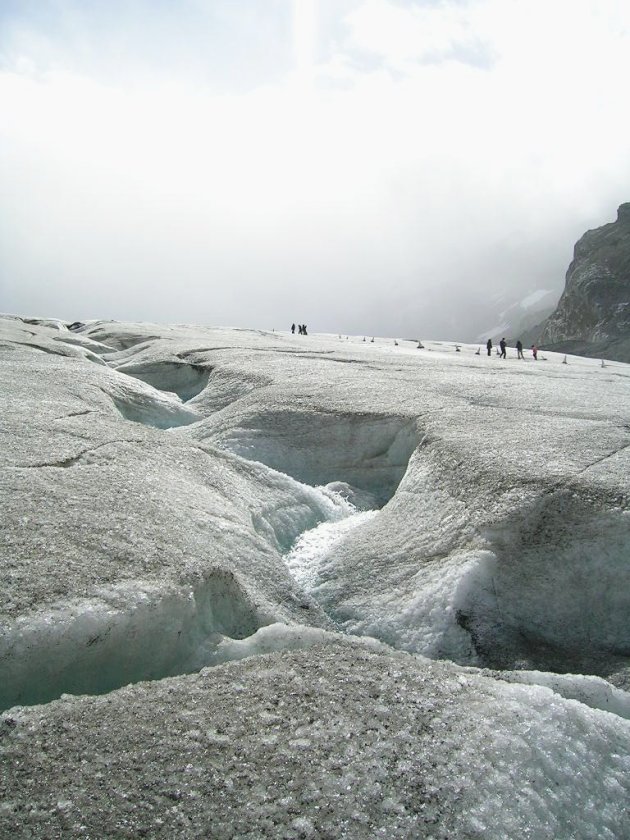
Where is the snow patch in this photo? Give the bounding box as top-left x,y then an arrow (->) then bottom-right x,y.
207,622 -> 385,666
520,289 -> 552,309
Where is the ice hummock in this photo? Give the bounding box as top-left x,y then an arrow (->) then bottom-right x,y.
2,639 -> 630,839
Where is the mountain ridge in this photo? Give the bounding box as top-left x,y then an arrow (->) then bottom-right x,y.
525,203 -> 630,361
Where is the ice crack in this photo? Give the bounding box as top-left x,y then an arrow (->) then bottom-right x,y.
19,439 -> 140,469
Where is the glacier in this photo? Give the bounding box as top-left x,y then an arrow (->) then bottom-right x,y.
1,314 -> 629,838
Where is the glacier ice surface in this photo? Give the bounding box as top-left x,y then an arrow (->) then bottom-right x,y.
2,315 -> 630,837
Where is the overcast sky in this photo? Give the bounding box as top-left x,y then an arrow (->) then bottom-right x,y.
1,0 -> 629,339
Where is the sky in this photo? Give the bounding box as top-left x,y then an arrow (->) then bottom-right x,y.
1,0 -> 630,340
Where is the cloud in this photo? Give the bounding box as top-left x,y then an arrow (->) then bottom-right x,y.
341,0 -> 496,69
1,1 -> 630,337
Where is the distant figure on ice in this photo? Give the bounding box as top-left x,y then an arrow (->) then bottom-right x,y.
499,338 -> 507,359
486,339 -> 492,357
291,323 -> 296,334
303,324 -> 308,335
531,344 -> 538,360
516,339 -> 524,359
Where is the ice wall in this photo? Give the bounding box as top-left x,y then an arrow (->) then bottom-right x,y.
0,570 -> 264,711
207,410 -> 418,507
112,359 -> 211,402
460,490 -> 630,675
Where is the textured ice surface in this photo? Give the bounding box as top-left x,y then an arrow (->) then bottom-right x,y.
2,315 -> 630,837
1,640 -> 630,839
286,509 -> 378,590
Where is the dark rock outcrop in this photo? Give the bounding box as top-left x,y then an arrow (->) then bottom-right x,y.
528,204 -> 630,362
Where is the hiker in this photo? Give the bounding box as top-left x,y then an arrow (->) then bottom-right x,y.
531,344 -> 538,360
499,338 -> 507,359
303,324 -> 308,335
516,339 -> 524,359
486,338 -> 492,357
291,323 -> 296,334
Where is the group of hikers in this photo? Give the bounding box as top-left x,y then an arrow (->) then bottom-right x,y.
287,325 -> 540,359
486,338 -> 538,360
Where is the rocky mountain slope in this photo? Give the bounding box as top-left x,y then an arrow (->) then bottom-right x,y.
527,203 -> 630,361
